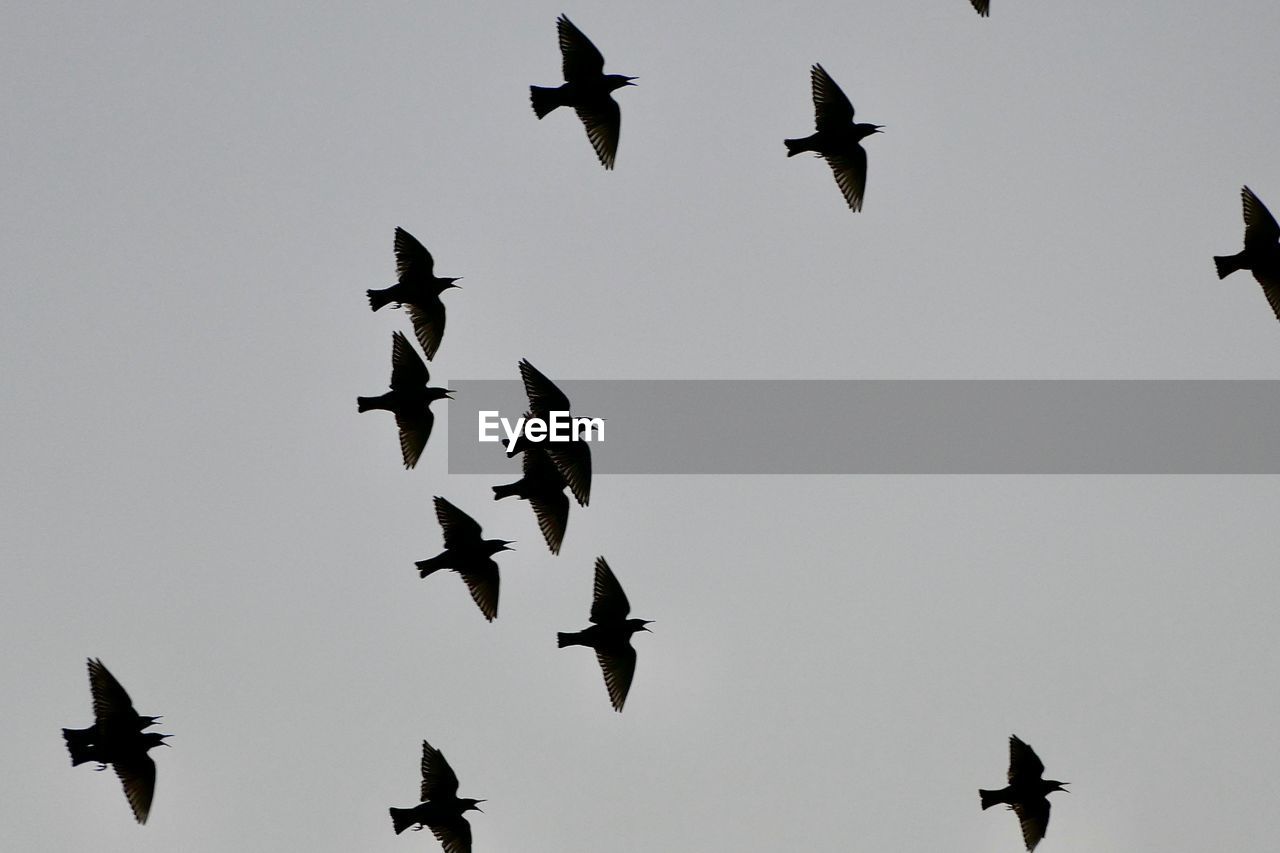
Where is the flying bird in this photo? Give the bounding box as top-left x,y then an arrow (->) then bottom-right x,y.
493,426 -> 571,555
785,64 -> 883,212
367,227 -> 461,360
530,14 -> 636,169
62,658 -> 171,824
558,557 -> 652,711
1213,185 -> 1280,323
357,331 -> 453,469
971,0 -> 990,16
513,359 -> 593,506
980,735 -> 1069,851
389,739 -> 485,853
415,497 -> 513,621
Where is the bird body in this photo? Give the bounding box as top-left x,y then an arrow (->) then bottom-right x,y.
357,331 -> 452,469
493,429 -> 570,554
558,557 -> 651,711
367,227 -> 460,360
415,497 -> 512,621
980,735 -> 1068,851
785,64 -> 882,212
389,740 -> 484,853
1214,186 -> 1280,322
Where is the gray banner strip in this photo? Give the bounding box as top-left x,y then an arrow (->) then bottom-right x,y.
445,380 -> 1280,474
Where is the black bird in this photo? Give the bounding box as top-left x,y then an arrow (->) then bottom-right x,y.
558,557 -> 652,712
1214,185 -> 1280,323
971,0 -> 991,16
785,64 -> 883,212
513,359 -> 593,506
530,14 -> 636,170
389,739 -> 485,853
367,227 -> 460,360
357,331 -> 453,469
415,497 -> 513,622
980,735 -> 1069,851
62,658 -> 171,824
493,423 -> 570,555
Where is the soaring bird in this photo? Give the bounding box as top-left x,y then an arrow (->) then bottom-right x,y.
1213,186 -> 1280,323
367,227 -> 460,360
785,64 -> 883,212
357,331 -> 453,469
512,359 -> 593,506
971,0 -> 990,16
389,739 -> 485,853
493,424 -> 570,555
980,735 -> 1069,851
62,658 -> 171,824
415,497 -> 513,621
530,14 -> 636,169
558,557 -> 651,711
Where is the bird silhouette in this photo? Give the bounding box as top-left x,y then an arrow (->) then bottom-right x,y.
367,227 -> 460,360
62,658 -> 171,824
530,14 -> 636,169
970,0 -> 990,16
513,359 -> 593,506
493,422 -> 570,555
1214,186 -> 1280,323
415,497 -> 513,621
357,331 -> 453,469
785,64 -> 883,212
979,735 -> 1068,851
558,557 -> 651,711
389,739 -> 485,853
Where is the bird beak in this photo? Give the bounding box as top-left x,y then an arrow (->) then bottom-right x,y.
448,278 -> 462,289
625,77 -> 638,85
642,621 -> 654,631
502,541 -> 516,550
874,125 -> 885,133
444,389 -> 456,398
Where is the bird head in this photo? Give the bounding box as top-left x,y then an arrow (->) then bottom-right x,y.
1046,780 -> 1069,794
486,539 -> 516,555
606,74 -> 637,92
628,618 -> 654,634
138,715 -> 163,728
461,799 -> 485,813
427,387 -> 455,402
444,277 -> 462,290
143,732 -> 172,751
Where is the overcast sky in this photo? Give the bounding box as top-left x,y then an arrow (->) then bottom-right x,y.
5,1 -> 1280,851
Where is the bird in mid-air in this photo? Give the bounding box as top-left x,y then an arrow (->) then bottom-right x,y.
62,658 -> 171,824
367,227 -> 461,360
389,739 -> 485,853
980,735 -> 1069,851
357,331 -> 453,469
1214,185 -> 1280,323
558,557 -> 652,711
415,497 -> 513,622
970,0 -> 990,16
511,358 -> 593,506
493,424 -> 571,555
785,64 -> 883,212
530,14 -> 636,169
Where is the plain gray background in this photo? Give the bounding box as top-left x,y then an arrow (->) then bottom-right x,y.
4,1 -> 1280,850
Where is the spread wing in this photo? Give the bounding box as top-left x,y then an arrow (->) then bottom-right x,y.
546,440 -> 592,507
1008,735 -> 1045,785
827,148 -> 868,212
1242,186 -> 1280,248
459,559 -> 500,622
394,227 -> 435,280
557,14 -> 605,82
434,497 -> 483,548
389,331 -> 430,389
518,359 -> 572,416
1013,798 -> 1050,851
429,815 -> 473,853
596,644 -> 637,712
590,556 -> 631,623
88,658 -> 138,725
114,752 -> 157,824
576,99 -> 622,170
406,303 -> 446,361
419,740 -> 461,802
1254,273 -> 1280,323
529,488 -> 569,555
970,0 -> 991,16
395,407 -> 434,469
811,64 -> 854,131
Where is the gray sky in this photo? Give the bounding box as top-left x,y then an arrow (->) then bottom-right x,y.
4,1 -> 1280,851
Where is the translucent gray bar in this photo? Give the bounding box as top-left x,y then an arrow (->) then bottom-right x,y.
446,380 -> 1280,474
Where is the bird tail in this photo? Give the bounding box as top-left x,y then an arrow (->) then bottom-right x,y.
492,482 -> 519,501
979,788 -> 1004,810
783,137 -> 808,157
356,396 -> 385,413
416,557 -> 446,578
1214,254 -> 1244,279
557,631 -> 585,648
389,807 -> 418,835
367,287 -> 396,311
530,86 -> 561,119
62,728 -> 96,766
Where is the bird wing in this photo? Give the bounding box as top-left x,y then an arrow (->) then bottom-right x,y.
596,644 -> 637,712
970,0 -> 991,16
1012,798 -> 1050,851
557,14 -> 605,82
528,488 -> 569,555
88,658 -> 140,725
405,303 -> 446,362
394,226 -> 435,280
389,331 -> 430,389
811,64 -> 855,131
434,497 -> 484,547
395,408 -> 433,470
459,559 -> 500,622
1008,735 -> 1045,784
1253,273 -> 1280,323
1242,186 -> 1280,248
590,556 -> 631,623
114,752 -> 157,824
575,98 -> 622,170
419,740 -> 461,801
826,147 -> 868,213
429,815 -> 473,853
546,440 -> 592,507
518,359 -> 572,416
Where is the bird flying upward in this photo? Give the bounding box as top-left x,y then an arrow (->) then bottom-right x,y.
357,331 -> 453,469
979,735 -> 1069,851
1213,186 -> 1280,323
530,14 -> 636,169
62,658 -> 171,824
558,557 -> 652,711
367,227 -> 461,360
785,64 -> 883,212
414,497 -> 513,621
389,740 -> 485,853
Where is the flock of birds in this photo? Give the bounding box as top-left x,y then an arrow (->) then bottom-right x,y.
58,6 -> 1280,853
